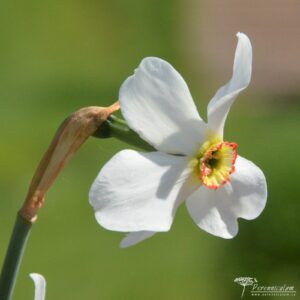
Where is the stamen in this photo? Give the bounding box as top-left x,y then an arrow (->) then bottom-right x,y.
199,142 -> 237,190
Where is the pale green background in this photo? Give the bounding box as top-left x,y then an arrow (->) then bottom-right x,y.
0,1 -> 299,299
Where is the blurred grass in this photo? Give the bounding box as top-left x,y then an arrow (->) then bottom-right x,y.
0,1 -> 299,299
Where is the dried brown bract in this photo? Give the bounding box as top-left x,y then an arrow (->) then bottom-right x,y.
19,102 -> 120,222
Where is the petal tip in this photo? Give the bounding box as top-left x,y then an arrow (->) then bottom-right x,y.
236,32 -> 247,39
236,32 -> 251,47
119,231 -> 157,248
119,238 -> 131,249
29,273 -> 46,282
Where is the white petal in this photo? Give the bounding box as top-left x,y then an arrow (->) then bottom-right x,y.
120,231 -> 156,248
89,150 -> 198,232
207,33 -> 252,137
186,155 -> 267,238
30,273 -> 46,300
119,57 -> 206,156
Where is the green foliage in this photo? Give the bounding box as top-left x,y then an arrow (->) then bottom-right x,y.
0,1 -> 299,299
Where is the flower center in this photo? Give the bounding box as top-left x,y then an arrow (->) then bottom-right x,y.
197,141 -> 237,190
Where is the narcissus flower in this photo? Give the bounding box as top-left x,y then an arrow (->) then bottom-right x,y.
89,33 -> 267,248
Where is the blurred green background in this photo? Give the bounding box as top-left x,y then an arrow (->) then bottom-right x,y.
0,1 -> 299,299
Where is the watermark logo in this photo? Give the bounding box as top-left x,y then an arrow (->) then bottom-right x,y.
234,277 -> 296,298
234,277 -> 258,298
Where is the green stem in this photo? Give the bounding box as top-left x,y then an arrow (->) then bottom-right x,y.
0,214 -> 32,300
0,114 -> 151,300
93,115 -> 155,151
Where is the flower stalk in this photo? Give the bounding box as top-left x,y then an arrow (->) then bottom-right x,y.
0,215 -> 32,300
93,115 -> 154,151
0,101 -> 128,300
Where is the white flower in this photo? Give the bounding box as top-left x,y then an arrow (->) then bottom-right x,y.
30,273 -> 46,300
89,33 -> 267,248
